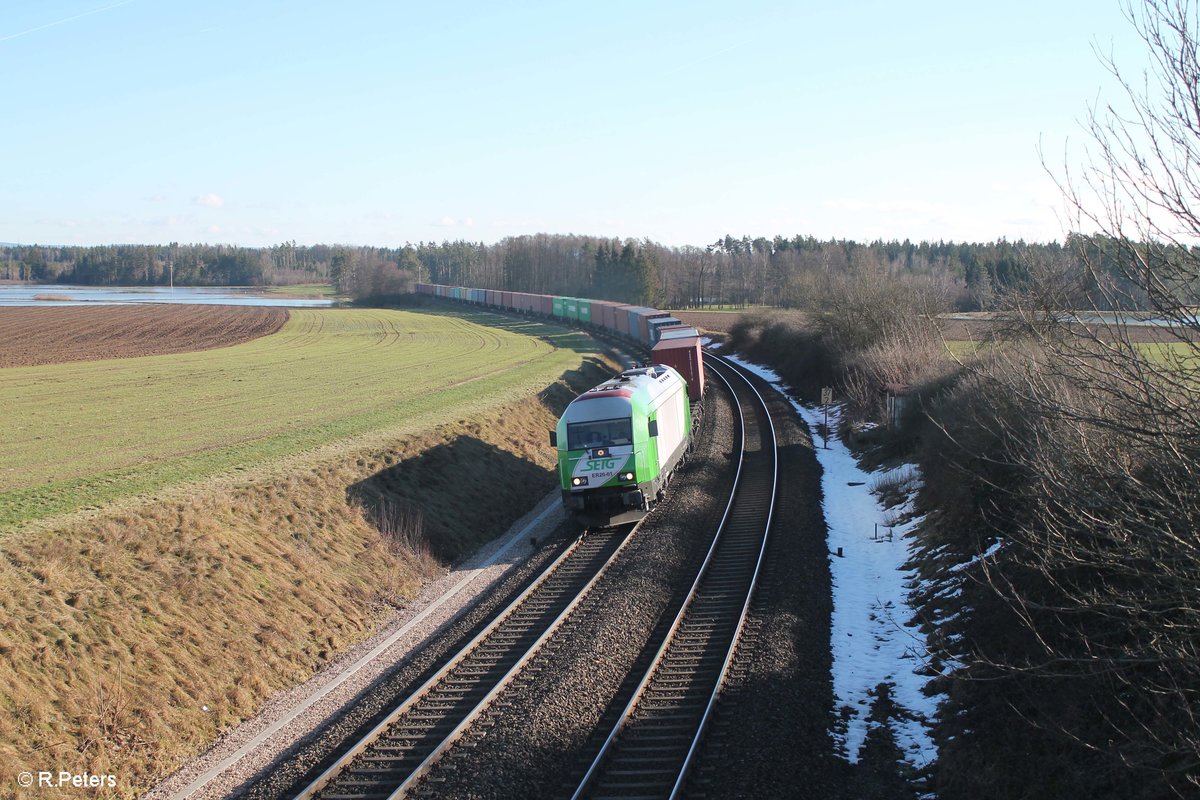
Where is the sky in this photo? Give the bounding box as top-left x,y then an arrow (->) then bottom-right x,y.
0,0 -> 1150,248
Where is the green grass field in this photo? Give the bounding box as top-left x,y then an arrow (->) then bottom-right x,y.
264,283 -> 342,298
1139,340 -> 1199,366
1,307 -> 597,529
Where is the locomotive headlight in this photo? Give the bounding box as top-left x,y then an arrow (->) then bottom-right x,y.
621,471 -> 635,482
572,476 -> 589,487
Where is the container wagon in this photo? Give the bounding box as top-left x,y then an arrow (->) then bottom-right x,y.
647,316 -> 683,345
658,325 -> 701,341
651,335 -> 705,403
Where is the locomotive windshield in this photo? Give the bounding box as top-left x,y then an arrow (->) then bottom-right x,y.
567,418 -> 634,450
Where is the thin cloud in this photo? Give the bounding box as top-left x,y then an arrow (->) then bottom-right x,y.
194,193 -> 225,209
433,215 -> 474,227
0,0 -> 135,44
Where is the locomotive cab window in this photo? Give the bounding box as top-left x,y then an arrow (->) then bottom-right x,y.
567,419 -> 633,450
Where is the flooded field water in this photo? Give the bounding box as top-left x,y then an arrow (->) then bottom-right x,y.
0,284 -> 336,307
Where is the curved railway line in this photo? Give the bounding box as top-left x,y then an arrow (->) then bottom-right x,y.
271,353 -> 780,800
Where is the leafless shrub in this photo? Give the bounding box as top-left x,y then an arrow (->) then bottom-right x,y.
869,465 -> 920,498
373,496 -> 436,570
919,329 -> 1200,796
77,670 -> 148,764
817,271 -> 955,354
840,315 -> 955,420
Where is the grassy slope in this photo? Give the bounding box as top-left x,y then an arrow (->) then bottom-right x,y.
1,307 -> 591,530
0,306 -> 614,797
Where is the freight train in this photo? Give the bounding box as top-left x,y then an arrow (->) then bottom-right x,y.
413,283 -> 706,525
413,283 -> 706,400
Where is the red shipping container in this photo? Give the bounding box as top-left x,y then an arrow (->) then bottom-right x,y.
652,336 -> 705,402
601,301 -> 624,333
598,302 -> 616,332
612,305 -> 634,335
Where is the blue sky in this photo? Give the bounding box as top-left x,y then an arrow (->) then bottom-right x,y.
1,0 -> 1147,247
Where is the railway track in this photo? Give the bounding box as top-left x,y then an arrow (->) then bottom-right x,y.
570,354 -> 779,800
286,354 -> 777,800
295,525 -> 636,800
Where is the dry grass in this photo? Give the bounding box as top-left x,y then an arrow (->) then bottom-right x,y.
869,466 -> 921,511
0,357 -> 615,798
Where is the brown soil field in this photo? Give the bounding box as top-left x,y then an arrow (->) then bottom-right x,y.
671,310 -> 747,332
0,304 -> 289,367
936,316 -> 1200,344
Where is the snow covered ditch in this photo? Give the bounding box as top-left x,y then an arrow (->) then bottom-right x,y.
722,352 -> 942,770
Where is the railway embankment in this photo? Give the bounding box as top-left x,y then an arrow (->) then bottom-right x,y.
722,306 -> 1200,799
0,319 -> 617,799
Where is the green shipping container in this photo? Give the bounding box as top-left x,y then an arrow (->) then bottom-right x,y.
577,299 -> 592,324
553,297 -> 566,318
564,297 -> 579,321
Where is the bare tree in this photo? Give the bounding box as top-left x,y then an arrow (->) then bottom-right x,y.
926,2 -> 1200,794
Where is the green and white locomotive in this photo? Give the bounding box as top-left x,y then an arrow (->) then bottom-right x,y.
552,365 -> 693,526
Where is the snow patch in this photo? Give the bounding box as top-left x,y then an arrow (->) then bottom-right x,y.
724,353 -> 942,770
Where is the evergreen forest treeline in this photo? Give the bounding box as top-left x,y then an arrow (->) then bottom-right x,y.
0,233 -> 1163,311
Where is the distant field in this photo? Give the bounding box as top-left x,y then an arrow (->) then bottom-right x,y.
670,310 -> 746,332
1139,340 -> 1199,367
936,314 -> 1200,344
938,326 -> 1199,365
0,307 -> 595,529
0,304 -> 287,367
264,283 -> 342,298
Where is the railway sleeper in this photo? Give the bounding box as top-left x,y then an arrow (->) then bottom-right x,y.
625,720 -> 699,731
656,656 -> 725,670
594,778 -> 682,792
395,711 -> 468,723
643,694 -> 705,707
343,765 -> 418,777
368,744 -> 427,756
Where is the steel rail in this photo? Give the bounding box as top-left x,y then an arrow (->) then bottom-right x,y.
295,520 -> 642,800
570,353 -> 778,800
670,354 -> 779,797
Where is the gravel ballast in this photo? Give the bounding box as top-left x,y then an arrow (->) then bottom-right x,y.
412,370 -> 739,799
692,363 -> 842,799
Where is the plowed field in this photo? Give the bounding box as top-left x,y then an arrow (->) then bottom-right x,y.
671,310 -> 746,332
0,304 -> 288,367
936,315 -> 1200,344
